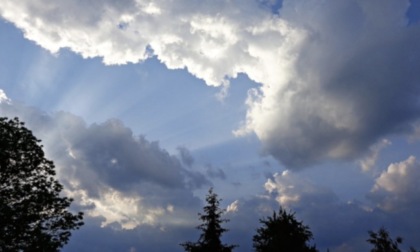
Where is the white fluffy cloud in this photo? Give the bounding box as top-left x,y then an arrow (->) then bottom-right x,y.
265,170 -> 337,208
0,89 -> 10,103
226,199 -> 239,213
1,1 -> 419,170
0,0 -> 277,86
369,155 -> 420,212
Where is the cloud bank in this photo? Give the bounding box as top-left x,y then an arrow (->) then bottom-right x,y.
0,94 -> 207,231
1,1 -> 419,171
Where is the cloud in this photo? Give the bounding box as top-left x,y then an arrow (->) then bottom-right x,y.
240,0 -> 420,168
264,170 -> 338,208
0,89 -> 10,103
369,155 -> 420,212
223,174 -> 370,251
205,164 -> 227,180
409,121 -> 420,141
226,200 -> 239,213
2,1 -> 419,169
177,146 -> 194,167
0,0 -> 273,87
251,159 -> 420,251
358,139 -> 391,172
0,96 -> 205,230
258,169 -> 420,251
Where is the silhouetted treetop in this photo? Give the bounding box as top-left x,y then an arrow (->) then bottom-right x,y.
181,188 -> 237,252
0,117 -> 83,251
253,207 -> 318,252
366,227 -> 418,252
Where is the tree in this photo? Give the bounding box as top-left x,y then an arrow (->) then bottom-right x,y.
367,227 -> 403,252
252,207 -> 318,252
0,117 -> 83,251
181,188 -> 237,252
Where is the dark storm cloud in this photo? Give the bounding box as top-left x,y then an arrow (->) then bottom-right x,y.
0,100 -> 204,229
251,0 -> 420,168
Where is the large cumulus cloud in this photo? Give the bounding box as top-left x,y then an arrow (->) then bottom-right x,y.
1,0 -> 420,169
242,0 -> 420,168
0,94 -> 207,231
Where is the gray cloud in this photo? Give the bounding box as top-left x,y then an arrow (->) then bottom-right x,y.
205,164 -> 227,180
244,0 -> 420,168
0,98 -> 205,230
177,146 -> 194,167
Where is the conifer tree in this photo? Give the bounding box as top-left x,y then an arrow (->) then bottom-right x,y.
181,188 -> 237,252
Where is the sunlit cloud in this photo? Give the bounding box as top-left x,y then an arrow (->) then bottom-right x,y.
2,0 -> 419,169
369,155 -> 420,212
2,0 -> 420,251
358,139 -> 391,172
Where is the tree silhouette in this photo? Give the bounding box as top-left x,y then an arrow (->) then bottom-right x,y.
181,188 -> 237,252
367,227 -> 403,252
253,207 -> 318,252
0,117 -> 84,251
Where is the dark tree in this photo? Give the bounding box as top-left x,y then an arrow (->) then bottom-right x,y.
367,227 -> 403,252
181,188 -> 237,252
253,207 -> 318,252
0,117 -> 83,251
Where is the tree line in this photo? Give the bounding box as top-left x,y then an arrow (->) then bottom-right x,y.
181,188 -> 419,252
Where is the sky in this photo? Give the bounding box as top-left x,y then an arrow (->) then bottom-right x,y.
1,0 -> 420,251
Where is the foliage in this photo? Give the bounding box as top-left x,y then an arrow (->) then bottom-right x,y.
252,207 -> 318,252
181,188 -> 237,252
0,117 -> 83,251
367,227 -> 403,252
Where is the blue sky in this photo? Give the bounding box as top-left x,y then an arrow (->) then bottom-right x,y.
1,0 -> 420,251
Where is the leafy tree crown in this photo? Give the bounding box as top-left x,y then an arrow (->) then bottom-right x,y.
253,207 -> 318,252
0,117 -> 83,251
367,227 -> 403,252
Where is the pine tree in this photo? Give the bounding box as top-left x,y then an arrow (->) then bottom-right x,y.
181,188 -> 237,252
